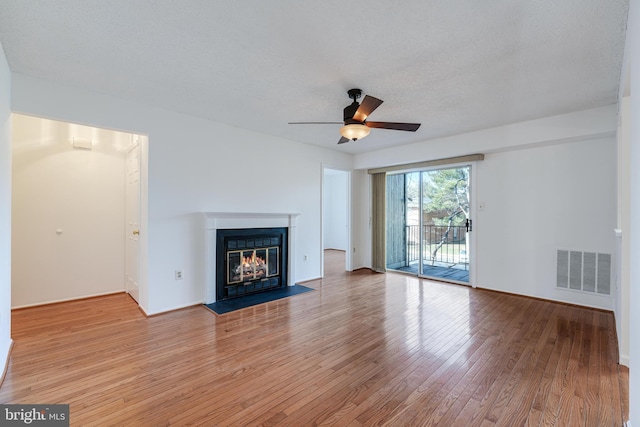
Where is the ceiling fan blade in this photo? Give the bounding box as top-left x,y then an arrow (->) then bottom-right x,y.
365,121 -> 421,132
288,121 -> 343,125
353,95 -> 383,122
338,136 -> 350,144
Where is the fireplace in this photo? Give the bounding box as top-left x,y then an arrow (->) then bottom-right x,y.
204,212 -> 299,304
216,227 -> 288,300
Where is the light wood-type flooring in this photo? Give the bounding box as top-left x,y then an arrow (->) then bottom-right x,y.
0,250 -> 628,426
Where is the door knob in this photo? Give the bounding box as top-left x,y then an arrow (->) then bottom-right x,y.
132,230 -> 140,235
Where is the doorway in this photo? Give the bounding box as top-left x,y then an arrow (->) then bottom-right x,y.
322,167 -> 351,276
386,165 -> 471,284
11,114 -> 146,307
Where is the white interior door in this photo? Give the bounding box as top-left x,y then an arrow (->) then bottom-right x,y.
125,137 -> 141,302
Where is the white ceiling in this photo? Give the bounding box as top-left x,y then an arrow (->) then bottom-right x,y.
0,1 -> 629,154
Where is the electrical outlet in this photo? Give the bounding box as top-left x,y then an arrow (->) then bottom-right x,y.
304,255 -> 308,261
175,270 -> 183,280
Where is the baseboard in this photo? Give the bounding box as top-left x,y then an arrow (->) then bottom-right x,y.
136,303 -> 149,318
297,277 -> 321,284
11,290 -> 126,310
473,285 -> 614,313
620,353 -> 630,367
143,301 -> 204,317
352,267 -> 375,273
0,339 -> 14,388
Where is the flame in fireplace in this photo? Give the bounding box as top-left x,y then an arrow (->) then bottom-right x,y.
227,246 -> 279,284
231,250 -> 269,282
243,253 -> 266,268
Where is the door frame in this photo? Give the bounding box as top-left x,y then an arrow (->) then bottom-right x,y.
321,165 -> 352,276
125,136 -> 142,303
134,135 -> 149,308
387,161 -> 477,287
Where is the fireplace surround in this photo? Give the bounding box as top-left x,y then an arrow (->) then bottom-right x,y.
216,227 -> 287,300
203,212 -> 299,304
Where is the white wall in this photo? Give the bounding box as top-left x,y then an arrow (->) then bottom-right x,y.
355,106 -> 618,171
475,137 -> 616,309
11,74 -> 354,315
0,42 -> 12,380
323,171 -> 348,251
618,95 -> 631,366
11,114 -> 129,307
351,169 -> 371,270
625,0 -> 639,424
355,106 -> 618,311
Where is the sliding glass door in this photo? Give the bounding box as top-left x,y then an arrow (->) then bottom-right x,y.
386,166 -> 471,284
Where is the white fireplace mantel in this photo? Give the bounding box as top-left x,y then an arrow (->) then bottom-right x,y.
203,212 -> 300,304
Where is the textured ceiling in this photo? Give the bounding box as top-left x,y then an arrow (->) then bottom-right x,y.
0,1 -> 629,154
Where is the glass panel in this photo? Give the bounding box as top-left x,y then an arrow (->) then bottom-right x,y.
267,247 -> 279,276
229,246 -> 280,285
420,166 -> 470,282
405,172 -> 420,273
242,250 -> 256,281
255,249 -> 267,279
228,251 -> 242,284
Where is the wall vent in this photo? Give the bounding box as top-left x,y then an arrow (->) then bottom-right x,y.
556,250 -> 611,295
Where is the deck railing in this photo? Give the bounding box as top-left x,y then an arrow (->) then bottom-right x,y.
406,224 -> 468,270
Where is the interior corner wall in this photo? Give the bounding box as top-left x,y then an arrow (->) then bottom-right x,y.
11,115 -> 127,307
323,172 -> 348,251
0,41 -> 12,375
10,74 -> 354,315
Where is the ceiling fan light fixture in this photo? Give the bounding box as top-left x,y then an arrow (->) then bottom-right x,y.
340,123 -> 370,141
288,89 -> 420,145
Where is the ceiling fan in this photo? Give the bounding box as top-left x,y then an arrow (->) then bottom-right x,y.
288,88 -> 421,144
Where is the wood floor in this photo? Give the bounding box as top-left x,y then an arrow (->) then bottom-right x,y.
1,250 -> 628,426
